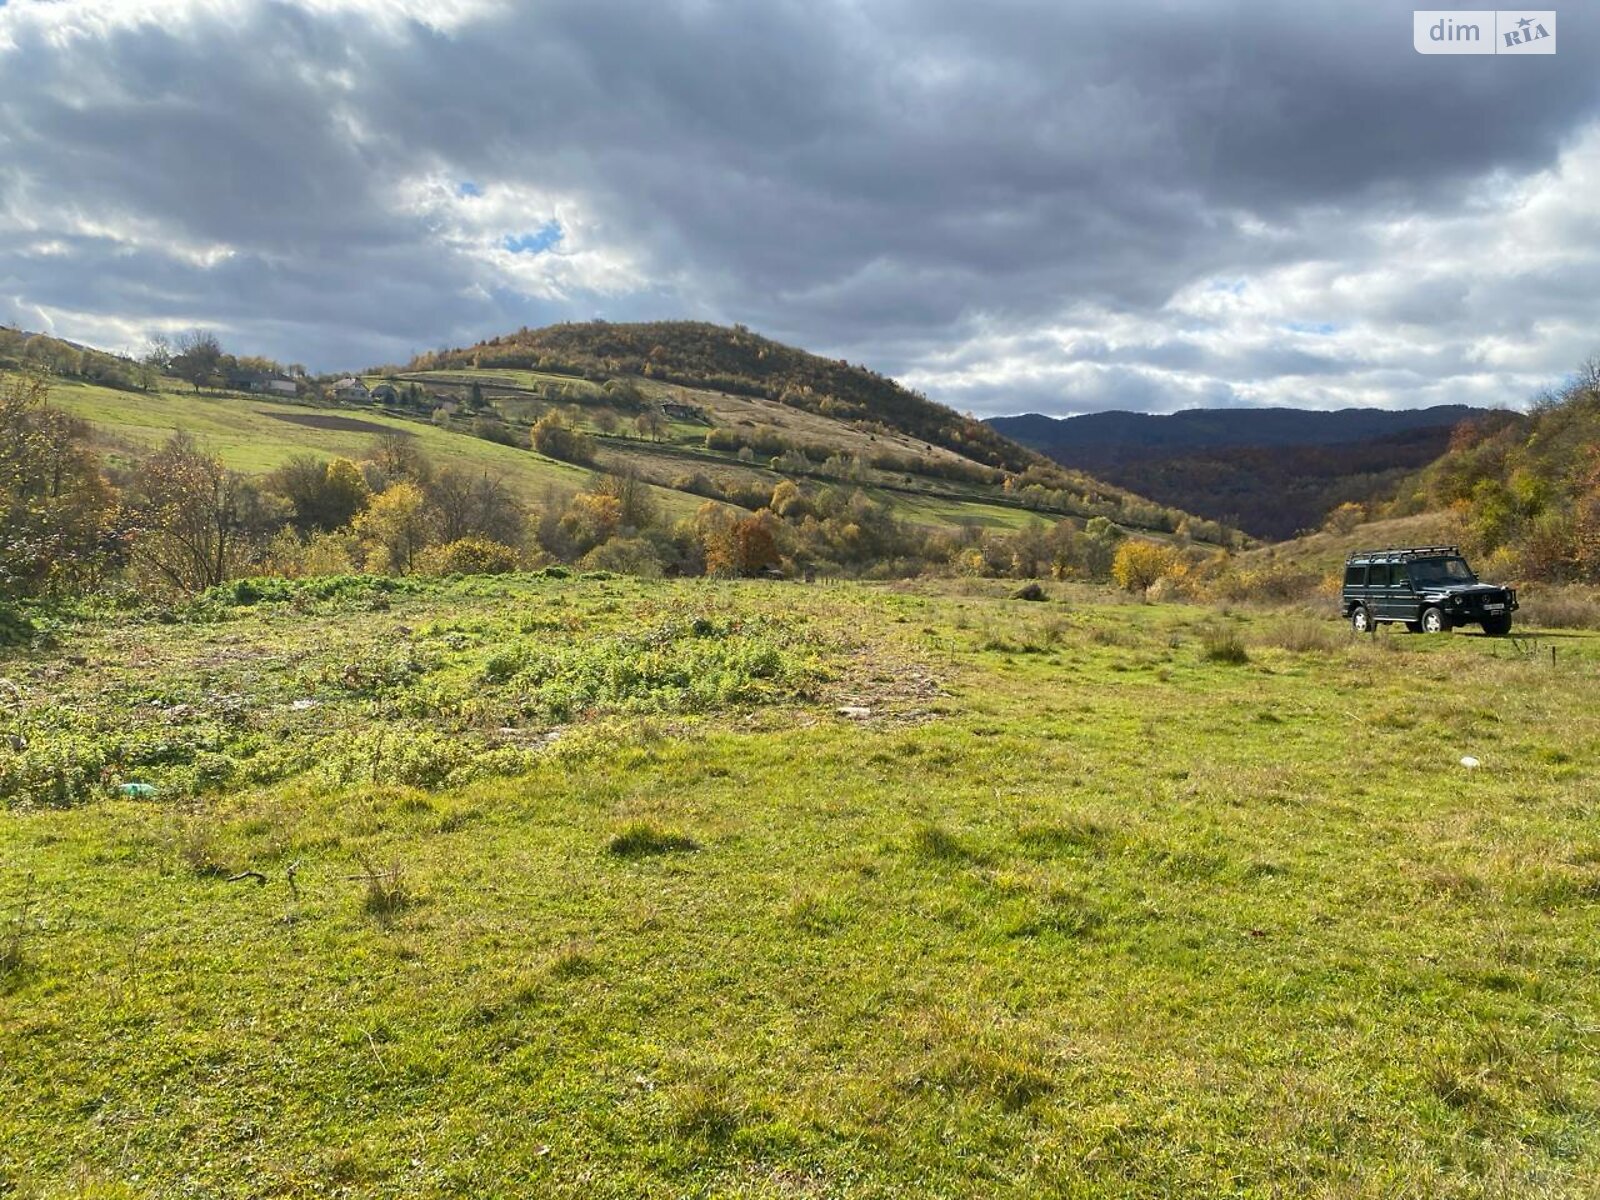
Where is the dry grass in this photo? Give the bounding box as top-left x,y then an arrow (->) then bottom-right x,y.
1518,586 -> 1600,630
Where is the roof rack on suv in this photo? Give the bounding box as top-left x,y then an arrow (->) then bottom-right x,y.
1345,545 -> 1460,562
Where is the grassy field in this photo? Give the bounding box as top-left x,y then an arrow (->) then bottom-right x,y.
44,377 -> 1084,538
4,577 -> 1599,1196
46,378 -> 612,503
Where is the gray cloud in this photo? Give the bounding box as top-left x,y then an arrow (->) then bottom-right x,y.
1,0 -> 1596,414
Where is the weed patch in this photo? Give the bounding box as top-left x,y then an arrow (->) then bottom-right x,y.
607,822 -> 700,858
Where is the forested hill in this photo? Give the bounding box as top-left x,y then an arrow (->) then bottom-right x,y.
408,320 -> 1040,474
991,405 -> 1482,459
989,405 -> 1485,540
1385,370 -> 1600,580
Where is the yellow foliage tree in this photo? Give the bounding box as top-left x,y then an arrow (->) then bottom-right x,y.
352,481 -> 430,574
1111,539 -> 1178,592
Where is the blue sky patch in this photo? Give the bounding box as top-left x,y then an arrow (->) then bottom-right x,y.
504,222 -> 563,255
456,180 -> 483,198
1286,320 -> 1337,335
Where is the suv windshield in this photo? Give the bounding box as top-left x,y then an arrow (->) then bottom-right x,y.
1408,557 -> 1476,587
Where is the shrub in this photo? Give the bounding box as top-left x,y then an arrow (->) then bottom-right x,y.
1210,561 -> 1321,604
416,538 -> 520,577
0,604 -> 34,647
531,413 -> 596,464
579,537 -> 666,577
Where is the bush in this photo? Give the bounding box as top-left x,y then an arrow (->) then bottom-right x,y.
531,413 -> 596,464
416,538 -> 520,577
579,537 -> 666,577
1209,561 -> 1321,604
0,604 -> 34,647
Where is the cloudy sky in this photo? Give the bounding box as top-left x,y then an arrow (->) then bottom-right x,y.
1,0 -> 1595,415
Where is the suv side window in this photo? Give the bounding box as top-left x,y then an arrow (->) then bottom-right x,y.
1367,563 -> 1391,587
1344,564 -> 1366,587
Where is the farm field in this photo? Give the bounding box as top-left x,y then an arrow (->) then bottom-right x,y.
3,576 -> 1599,1197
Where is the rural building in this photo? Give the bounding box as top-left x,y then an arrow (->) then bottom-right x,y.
370,383 -> 401,405
661,401 -> 710,423
332,377 -> 371,403
230,370 -> 299,396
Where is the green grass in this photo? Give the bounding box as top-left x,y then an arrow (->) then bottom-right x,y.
43,377 -> 646,508
4,578 -> 1600,1196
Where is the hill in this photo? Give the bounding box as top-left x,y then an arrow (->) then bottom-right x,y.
21,316 -> 1235,544
15,324 -> 1239,593
1385,369 -> 1600,581
411,319 -> 1039,474
989,406 -> 1483,540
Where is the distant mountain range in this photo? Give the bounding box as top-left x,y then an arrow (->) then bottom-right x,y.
988,405 -> 1486,540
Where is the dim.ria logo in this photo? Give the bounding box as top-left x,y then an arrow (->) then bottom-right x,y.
1413,10 -> 1556,54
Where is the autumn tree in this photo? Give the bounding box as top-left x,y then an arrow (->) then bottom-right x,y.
586,467 -> 657,531
426,468 -> 525,545
364,432 -> 433,489
270,455 -> 370,532
558,492 -> 623,557
1110,539 -> 1178,592
352,481 -> 431,574
732,511 -> 781,575
532,411 -> 596,464
635,408 -> 667,442
171,329 -> 224,393
0,372 -> 116,598
129,433 -> 277,592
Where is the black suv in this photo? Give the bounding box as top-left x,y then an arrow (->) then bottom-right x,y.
1342,546 -> 1517,636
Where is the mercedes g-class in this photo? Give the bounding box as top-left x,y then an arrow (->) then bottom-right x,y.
1342,546 -> 1516,636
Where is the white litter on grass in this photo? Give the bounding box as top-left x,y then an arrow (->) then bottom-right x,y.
290,698 -> 319,711
1460,756 -> 1481,769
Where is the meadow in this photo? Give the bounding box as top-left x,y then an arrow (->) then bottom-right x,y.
3,576 -> 1598,1197
45,377 -> 1074,539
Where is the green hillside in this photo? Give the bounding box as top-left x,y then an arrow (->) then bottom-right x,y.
32,320 -> 1237,550
46,375 -> 604,501
2,322 -> 1248,604
410,319 -> 1037,472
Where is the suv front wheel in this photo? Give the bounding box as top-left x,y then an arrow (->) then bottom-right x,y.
1419,606 -> 1448,634
1481,614 -> 1512,636
1350,605 -> 1372,633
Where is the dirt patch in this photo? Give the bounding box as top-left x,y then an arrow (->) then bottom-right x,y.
261,411 -> 410,436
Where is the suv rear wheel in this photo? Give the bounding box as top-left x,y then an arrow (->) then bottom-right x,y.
1350,605 -> 1372,633
1420,606 -> 1447,634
